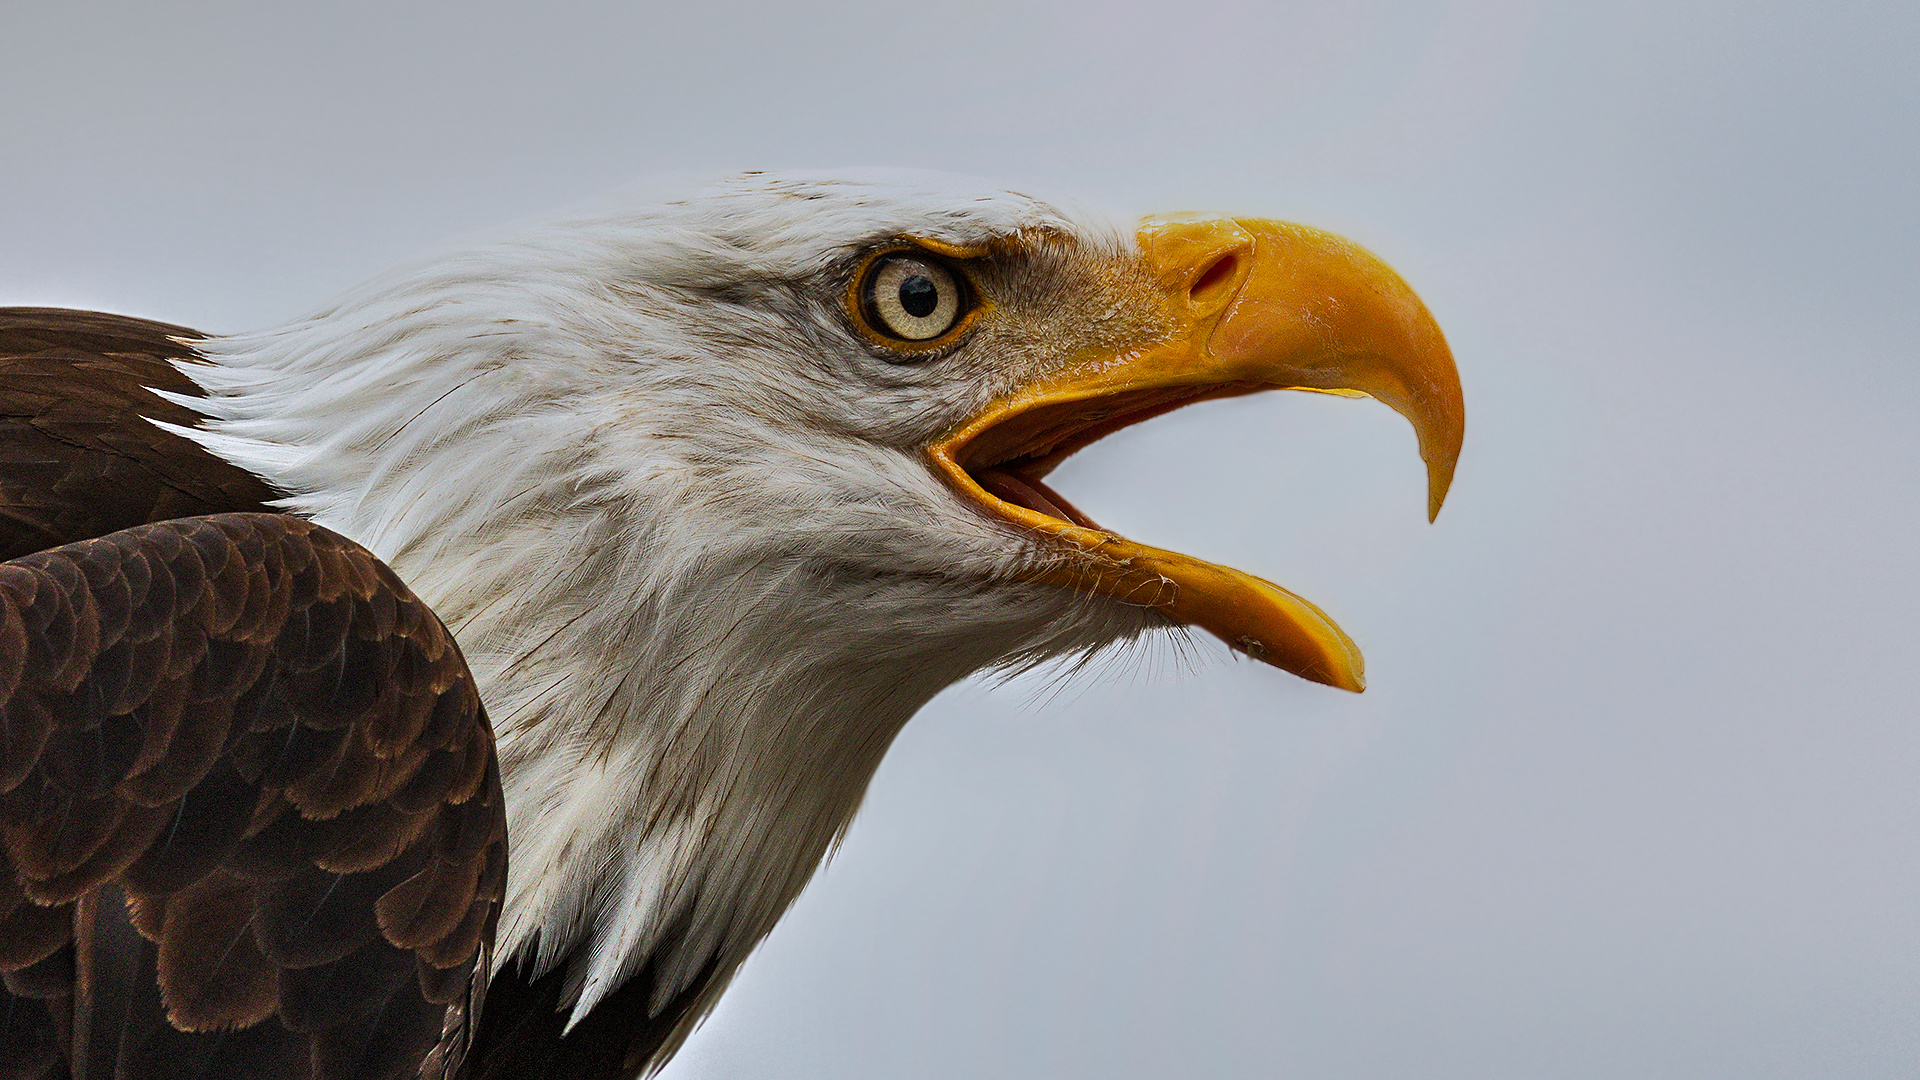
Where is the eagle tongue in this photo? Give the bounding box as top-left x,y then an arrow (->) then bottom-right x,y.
975,469 -> 1102,530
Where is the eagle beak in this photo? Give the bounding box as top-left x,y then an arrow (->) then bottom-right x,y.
930,218 -> 1464,691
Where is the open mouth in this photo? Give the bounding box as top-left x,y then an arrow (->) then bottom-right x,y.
964,385 -> 1251,533
929,377 -> 1380,688
924,216 -> 1464,692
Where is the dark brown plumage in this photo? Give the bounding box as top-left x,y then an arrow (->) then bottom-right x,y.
0,513 -> 506,1080
0,310 -> 280,561
0,311 -> 508,1080
465,946 -> 717,1080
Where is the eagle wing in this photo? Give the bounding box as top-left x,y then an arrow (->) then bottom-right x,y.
0,311 -> 509,1080
0,514 -> 507,1080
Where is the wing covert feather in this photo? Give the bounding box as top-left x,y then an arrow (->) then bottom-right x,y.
0,514 -> 506,1080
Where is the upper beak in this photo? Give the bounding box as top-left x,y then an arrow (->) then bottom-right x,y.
929,217 -> 1464,692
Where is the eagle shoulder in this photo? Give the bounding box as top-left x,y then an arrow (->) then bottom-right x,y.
0,308 -> 280,559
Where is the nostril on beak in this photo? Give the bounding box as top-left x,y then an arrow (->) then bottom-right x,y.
1188,253 -> 1240,311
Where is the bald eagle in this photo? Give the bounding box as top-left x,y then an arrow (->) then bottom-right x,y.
0,171 -> 1461,1080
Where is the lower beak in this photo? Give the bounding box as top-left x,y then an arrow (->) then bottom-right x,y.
929,217 -> 1464,692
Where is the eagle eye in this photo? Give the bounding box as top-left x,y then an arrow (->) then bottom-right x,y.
858,253 -> 971,347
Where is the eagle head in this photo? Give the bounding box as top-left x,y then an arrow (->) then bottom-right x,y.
175,169 -> 1462,1035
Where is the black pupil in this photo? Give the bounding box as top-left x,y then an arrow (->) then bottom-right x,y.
898,274 -> 940,319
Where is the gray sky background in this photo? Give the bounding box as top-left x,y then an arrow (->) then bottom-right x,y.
5,1 -> 1917,1077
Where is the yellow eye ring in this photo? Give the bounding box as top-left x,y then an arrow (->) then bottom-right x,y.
847,246 -> 985,356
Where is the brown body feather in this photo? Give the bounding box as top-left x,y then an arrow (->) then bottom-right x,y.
465,948 -> 717,1080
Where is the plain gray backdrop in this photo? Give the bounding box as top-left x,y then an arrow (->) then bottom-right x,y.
5,1 -> 1917,1077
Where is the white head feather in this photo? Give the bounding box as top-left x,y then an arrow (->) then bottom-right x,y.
164,170 -> 1168,1038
